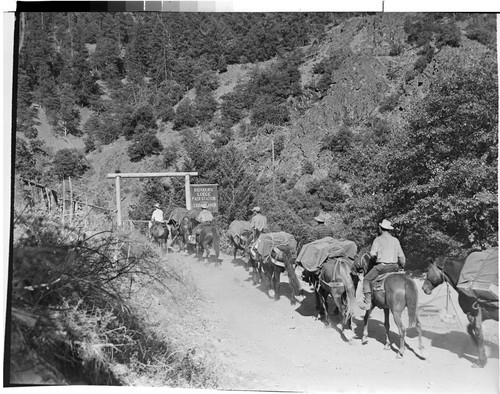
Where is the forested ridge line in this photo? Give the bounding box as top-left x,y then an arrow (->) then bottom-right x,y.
14,12 -> 498,267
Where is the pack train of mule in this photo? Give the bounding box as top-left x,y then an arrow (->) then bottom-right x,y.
147,203 -> 498,368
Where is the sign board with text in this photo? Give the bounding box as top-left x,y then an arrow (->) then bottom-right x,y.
190,184 -> 218,213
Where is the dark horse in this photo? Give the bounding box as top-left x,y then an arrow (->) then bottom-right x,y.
356,252 -> 425,359
249,248 -> 302,304
422,253 -> 499,367
314,258 -> 357,341
177,216 -> 194,254
150,221 -> 169,251
197,225 -> 220,264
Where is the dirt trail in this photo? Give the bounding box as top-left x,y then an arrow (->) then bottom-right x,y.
163,249 -> 498,393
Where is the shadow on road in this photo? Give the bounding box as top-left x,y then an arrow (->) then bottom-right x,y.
419,328 -> 499,361
352,316 -> 426,359
294,289 -> 317,317
230,257 -> 248,270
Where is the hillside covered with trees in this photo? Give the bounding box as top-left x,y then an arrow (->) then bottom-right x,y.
15,12 -> 497,263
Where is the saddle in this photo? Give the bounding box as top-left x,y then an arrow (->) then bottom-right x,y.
250,247 -> 285,268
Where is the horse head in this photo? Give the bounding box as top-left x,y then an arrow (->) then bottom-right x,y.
353,251 -> 374,275
422,257 -> 446,294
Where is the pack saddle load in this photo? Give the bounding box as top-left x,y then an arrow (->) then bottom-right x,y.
457,247 -> 498,303
250,232 -> 297,266
296,237 -> 358,274
227,220 -> 253,242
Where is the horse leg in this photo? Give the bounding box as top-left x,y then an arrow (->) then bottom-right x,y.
203,242 -> 209,263
470,308 -> 487,368
261,264 -> 272,298
382,308 -> 392,351
322,288 -> 331,325
273,267 -> 281,301
314,284 -> 324,319
249,258 -> 258,285
361,308 -> 374,344
415,315 -> 426,359
338,292 -> 354,341
391,309 -> 406,358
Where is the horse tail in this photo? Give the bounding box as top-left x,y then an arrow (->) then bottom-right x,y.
404,277 -> 419,328
337,260 -> 356,319
212,226 -> 220,260
283,249 -> 301,297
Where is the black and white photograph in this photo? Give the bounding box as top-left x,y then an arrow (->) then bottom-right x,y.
2,1 -> 499,392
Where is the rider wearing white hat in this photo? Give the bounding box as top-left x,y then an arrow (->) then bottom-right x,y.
197,202 -> 213,224
149,202 -> 165,237
359,219 -> 406,310
250,206 -> 267,239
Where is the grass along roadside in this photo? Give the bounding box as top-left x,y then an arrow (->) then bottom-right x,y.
9,209 -> 223,387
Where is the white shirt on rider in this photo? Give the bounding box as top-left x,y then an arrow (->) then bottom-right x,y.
151,208 -> 164,223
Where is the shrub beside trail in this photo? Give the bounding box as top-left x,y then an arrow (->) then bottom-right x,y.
9,210 -> 222,387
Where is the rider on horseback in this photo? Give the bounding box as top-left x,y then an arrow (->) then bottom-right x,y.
312,213 -> 335,240
250,206 -> 267,240
359,219 -> 406,310
193,203 -> 213,237
149,202 -> 164,238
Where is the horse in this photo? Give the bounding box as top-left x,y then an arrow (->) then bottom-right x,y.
197,225 -> 220,264
150,221 -> 169,251
249,247 -> 302,304
313,257 -> 357,341
177,216 -> 194,254
422,254 -> 499,368
356,252 -> 425,359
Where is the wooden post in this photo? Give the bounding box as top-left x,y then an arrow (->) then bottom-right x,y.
45,188 -> 51,210
185,174 -> 191,210
69,176 -> 73,222
115,175 -> 122,228
62,179 -> 66,226
106,172 -> 198,225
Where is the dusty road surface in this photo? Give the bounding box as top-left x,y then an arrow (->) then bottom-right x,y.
161,248 -> 498,393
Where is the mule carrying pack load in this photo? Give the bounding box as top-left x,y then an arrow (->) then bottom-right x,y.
297,237 -> 358,274
457,247 -> 498,301
227,220 -> 252,240
252,232 -> 297,262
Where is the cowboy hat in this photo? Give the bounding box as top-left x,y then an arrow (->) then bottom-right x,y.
314,213 -> 328,223
379,219 -> 394,230
252,206 -> 261,212
200,202 -> 208,209
154,203 -> 160,209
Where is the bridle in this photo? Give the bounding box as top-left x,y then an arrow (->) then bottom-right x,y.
425,260 -> 446,288
353,252 -> 370,274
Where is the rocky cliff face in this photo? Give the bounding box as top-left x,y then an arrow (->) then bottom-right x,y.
272,13 -> 491,191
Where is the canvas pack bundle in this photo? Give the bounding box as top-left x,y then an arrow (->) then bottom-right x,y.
297,237 -> 358,273
457,247 -> 498,301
